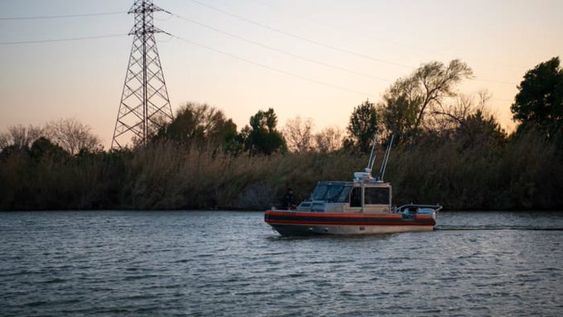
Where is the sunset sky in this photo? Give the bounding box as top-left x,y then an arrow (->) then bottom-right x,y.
1,0 -> 562,147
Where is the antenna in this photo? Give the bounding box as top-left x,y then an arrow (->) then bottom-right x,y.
378,134 -> 395,181
365,135 -> 378,174
112,0 -> 173,148
354,135 -> 378,182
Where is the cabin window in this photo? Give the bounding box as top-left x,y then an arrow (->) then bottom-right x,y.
364,187 -> 390,205
311,184 -> 328,201
336,186 -> 352,203
325,185 -> 343,202
311,183 -> 350,203
350,187 -> 362,207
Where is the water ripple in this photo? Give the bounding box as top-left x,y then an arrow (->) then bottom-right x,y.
0,211 -> 562,316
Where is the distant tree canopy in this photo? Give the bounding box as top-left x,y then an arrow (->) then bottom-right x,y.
244,108 -> 286,155
154,103 -> 239,152
453,109 -> 506,150
4,57 -> 563,211
379,59 -> 473,144
314,127 -> 344,153
511,56 -> 563,139
345,100 -> 378,153
283,117 -> 314,153
44,118 -> 101,155
0,125 -> 42,151
29,137 -> 68,160
0,119 -> 100,156
151,105 -> 287,156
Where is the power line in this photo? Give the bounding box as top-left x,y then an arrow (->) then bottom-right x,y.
172,14 -> 390,82
470,77 -> 517,86
0,3 -> 520,87
491,97 -> 514,103
171,35 -> 376,99
185,0 -> 521,86
186,0 -> 413,69
0,34 -> 127,45
0,11 -> 126,21
0,3 -> 518,88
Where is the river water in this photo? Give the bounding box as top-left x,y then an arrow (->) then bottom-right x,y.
1,211 -> 562,316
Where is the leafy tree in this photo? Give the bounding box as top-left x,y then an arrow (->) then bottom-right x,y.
29,137 -> 69,160
345,100 -> 378,153
511,57 -> 563,139
155,103 -> 239,152
453,110 -> 506,150
245,108 -> 286,155
379,59 -> 473,143
379,79 -> 420,143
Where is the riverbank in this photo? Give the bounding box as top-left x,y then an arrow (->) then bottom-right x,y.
1,130 -> 562,211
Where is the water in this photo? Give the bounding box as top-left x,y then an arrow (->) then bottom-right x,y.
1,211 -> 562,316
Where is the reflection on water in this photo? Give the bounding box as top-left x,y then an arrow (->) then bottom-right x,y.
1,211 -> 562,316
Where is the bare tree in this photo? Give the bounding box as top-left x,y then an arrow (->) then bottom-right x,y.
0,134 -> 7,150
314,127 -> 344,153
414,60 -> 473,129
379,59 -> 473,143
0,124 -> 43,150
44,119 -> 101,155
283,116 -> 314,153
429,90 -> 492,131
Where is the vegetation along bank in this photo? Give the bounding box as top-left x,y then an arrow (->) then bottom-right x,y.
1,58 -> 562,211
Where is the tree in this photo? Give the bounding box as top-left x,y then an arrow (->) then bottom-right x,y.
379,79 -> 421,143
155,103 -> 239,152
29,137 -> 69,159
511,57 -> 563,139
453,110 -> 506,150
413,90 -> 507,149
379,59 -> 473,143
283,117 -> 314,153
314,127 -> 344,153
44,119 -> 101,155
345,100 -> 378,153
428,91 -> 491,132
245,108 -> 286,155
0,125 -> 43,151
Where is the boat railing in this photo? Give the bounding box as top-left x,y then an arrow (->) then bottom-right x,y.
396,204 -> 443,213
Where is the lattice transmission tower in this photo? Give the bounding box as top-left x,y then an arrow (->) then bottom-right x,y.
112,0 -> 173,149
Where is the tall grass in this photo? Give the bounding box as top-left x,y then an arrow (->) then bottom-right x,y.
0,130 -> 561,211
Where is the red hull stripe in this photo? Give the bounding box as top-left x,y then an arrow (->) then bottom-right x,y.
264,210 -> 435,226
267,219 -> 433,226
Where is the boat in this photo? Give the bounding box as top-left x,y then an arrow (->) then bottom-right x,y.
264,135 -> 442,236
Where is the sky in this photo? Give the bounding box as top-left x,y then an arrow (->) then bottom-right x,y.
1,0 -> 562,148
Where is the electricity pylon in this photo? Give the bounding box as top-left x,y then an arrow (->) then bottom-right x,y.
112,0 -> 173,149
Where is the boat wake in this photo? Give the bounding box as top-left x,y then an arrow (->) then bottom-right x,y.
436,225 -> 563,231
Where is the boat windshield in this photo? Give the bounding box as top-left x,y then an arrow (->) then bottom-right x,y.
311,183 -> 351,203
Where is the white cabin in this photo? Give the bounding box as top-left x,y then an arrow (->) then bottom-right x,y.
296,180 -> 393,214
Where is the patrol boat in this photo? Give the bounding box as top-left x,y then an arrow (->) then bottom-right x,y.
264,136 -> 442,236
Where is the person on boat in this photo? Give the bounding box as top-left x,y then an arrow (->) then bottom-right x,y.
283,188 -> 295,210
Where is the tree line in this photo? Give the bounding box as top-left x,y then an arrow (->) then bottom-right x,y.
0,57 -> 561,211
